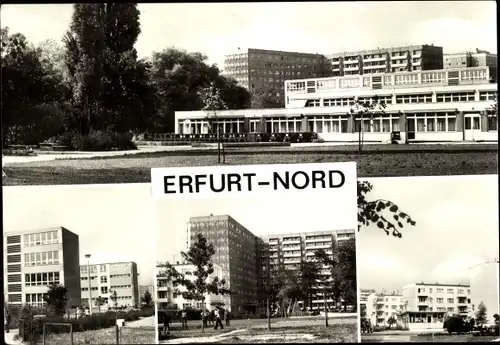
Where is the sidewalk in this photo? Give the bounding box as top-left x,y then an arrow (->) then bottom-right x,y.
4,331 -> 23,345
160,329 -> 245,344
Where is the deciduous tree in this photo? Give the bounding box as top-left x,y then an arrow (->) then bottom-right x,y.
250,86 -> 284,109
349,96 -> 387,151
44,284 -> 68,316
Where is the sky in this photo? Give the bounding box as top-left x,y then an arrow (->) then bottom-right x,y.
2,183 -> 155,285
358,174 -> 499,294
0,1 -> 496,69
155,191 -> 357,263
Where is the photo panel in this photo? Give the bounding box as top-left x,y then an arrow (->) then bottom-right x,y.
3,183 -> 156,345
152,163 -> 360,343
357,174 -> 499,342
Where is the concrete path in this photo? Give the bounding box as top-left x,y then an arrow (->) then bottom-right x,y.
4,331 -> 23,345
126,316 -> 155,328
160,329 -> 245,344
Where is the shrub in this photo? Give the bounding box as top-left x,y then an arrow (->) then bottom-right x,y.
48,130 -> 137,151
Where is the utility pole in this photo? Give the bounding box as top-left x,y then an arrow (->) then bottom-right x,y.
85,254 -> 92,315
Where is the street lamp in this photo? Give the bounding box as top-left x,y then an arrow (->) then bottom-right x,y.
85,254 -> 92,315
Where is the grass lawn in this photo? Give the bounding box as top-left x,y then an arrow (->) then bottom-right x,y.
3,148 -> 498,186
217,324 -> 357,343
29,326 -> 155,345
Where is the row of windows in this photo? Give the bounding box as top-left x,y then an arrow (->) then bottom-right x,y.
80,264 -> 107,274
26,293 -> 47,304
24,251 -> 59,266
24,231 -> 59,247
109,274 -> 131,278
25,272 -> 60,286
418,287 -> 470,294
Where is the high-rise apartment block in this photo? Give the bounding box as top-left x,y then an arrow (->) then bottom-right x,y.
223,48 -> 332,98
444,49 -> 497,81
187,215 -> 259,315
79,261 -> 139,311
184,215 -> 355,315
401,282 -> 471,331
327,45 -> 443,76
3,227 -> 81,309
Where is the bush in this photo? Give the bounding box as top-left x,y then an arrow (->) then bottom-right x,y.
48,130 -> 137,151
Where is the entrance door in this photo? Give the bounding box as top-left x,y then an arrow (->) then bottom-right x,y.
407,119 -> 416,140
464,114 -> 481,141
427,315 -> 432,323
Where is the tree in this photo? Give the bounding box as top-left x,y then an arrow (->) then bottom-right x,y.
198,82 -> 228,164
349,96 -> 387,151
141,291 -> 153,307
109,290 -> 118,310
95,296 -> 106,313
44,284 -> 68,316
335,238 -> 357,312
159,233 -> 231,333
1,27 -> 66,145
475,301 -> 488,326
149,48 -> 250,133
357,180 -> 416,238
299,260 -> 321,312
387,315 -> 397,329
250,86 -> 284,109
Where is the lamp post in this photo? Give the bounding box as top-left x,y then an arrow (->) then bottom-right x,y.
85,254 -> 92,315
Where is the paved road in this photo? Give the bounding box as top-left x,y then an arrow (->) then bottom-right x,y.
126,316 -> 155,329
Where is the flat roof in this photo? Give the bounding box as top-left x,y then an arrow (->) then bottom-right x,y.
3,226 -> 73,236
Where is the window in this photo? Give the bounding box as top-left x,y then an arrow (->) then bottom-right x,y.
421,72 -> 445,84
287,81 -> 306,92
23,231 -> 59,247
395,94 -> 432,104
101,276 -> 108,284
394,74 -> 418,85
339,78 -> 360,88
305,99 -> 321,107
101,287 -> 108,294
407,112 -> 456,132
447,298 -> 454,303
100,264 -> 107,273
457,289 -> 464,294
25,293 -> 48,306
437,288 -> 444,293
24,251 -> 59,266
323,98 -> 355,107
25,272 -> 60,286
266,117 -> 302,133
437,298 -> 444,303
479,91 -> 497,101
307,115 -> 348,134
461,69 -> 487,81
488,113 -> 497,131
447,289 -> 454,294
436,92 -> 475,102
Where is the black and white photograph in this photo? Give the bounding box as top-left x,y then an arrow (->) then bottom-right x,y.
153,181 -> 358,344
357,175 -> 499,343
1,1 -> 497,188
3,184 -> 156,345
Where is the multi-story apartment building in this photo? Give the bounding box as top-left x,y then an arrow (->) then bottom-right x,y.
327,45 -> 443,76
79,261 -> 139,311
401,282 -> 471,331
223,48 -> 331,99
360,288 -> 376,320
444,49 -> 497,80
373,291 -> 404,326
187,215 -> 260,315
156,263 -> 227,311
258,230 -> 355,312
469,260 -> 500,324
3,227 -> 81,309
138,285 -> 154,301
175,66 -> 497,143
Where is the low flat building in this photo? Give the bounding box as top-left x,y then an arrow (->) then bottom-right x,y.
175,66 -> 497,143
444,49 -> 497,80
3,227 -> 81,309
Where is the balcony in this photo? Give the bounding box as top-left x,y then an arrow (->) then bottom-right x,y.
283,245 -> 301,251
363,56 -> 387,63
283,252 -> 302,258
282,239 -> 301,245
344,66 -> 360,71
364,64 -> 387,70
391,54 -> 408,59
305,237 -> 331,243
392,62 -> 409,68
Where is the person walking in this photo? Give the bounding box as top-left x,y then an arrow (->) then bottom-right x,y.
180,309 -> 188,329
214,307 -> 224,330
224,308 -> 230,326
202,309 -> 208,327
209,309 -> 215,326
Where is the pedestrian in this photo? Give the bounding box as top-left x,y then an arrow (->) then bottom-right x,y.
214,307 -> 224,330
209,309 -> 215,326
203,309 -> 210,327
5,307 -> 11,333
180,309 -> 188,329
224,308 -> 230,326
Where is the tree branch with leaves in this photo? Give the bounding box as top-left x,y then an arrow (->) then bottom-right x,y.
349,96 -> 387,152
358,180 -> 416,238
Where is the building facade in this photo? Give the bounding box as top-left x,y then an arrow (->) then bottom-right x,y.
155,263 -> 227,311
175,66 -> 497,143
373,292 -> 404,327
258,230 -> 355,312
187,215 -> 260,315
444,49 -> 497,80
3,227 -> 81,309
469,260 -> 500,324
224,48 -> 331,99
401,282 -> 471,331
138,285 -> 154,301
79,261 -> 139,311
360,288 -> 377,321
327,45 -> 443,76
